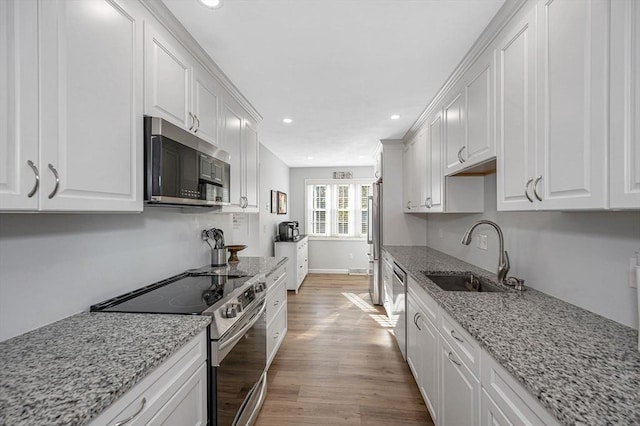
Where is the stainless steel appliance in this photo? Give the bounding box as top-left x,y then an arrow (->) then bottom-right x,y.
278,221 -> 300,241
144,116 -> 231,207
391,261 -> 407,360
367,177 -> 383,305
90,267 -> 268,426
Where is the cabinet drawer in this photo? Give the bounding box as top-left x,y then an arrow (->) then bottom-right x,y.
267,307 -> 287,367
481,349 -> 560,426
266,276 -> 287,325
266,265 -> 286,288
90,331 -> 207,426
440,311 -> 480,378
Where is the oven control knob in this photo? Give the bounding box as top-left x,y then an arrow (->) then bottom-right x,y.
224,304 -> 237,318
233,302 -> 242,312
254,282 -> 266,293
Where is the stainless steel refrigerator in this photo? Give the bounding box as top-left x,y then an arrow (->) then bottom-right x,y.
367,177 -> 382,305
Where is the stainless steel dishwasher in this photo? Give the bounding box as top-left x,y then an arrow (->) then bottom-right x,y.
391,262 -> 407,360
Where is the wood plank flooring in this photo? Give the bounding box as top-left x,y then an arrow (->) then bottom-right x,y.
255,274 -> 434,426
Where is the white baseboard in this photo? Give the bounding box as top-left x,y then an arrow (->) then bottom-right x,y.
308,269 -> 348,274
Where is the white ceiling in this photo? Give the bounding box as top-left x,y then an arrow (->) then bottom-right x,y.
163,0 -> 505,168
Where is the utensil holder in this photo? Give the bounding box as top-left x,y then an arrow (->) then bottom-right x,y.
211,248 -> 228,267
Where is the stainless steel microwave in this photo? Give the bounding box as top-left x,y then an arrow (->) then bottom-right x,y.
144,116 -> 230,206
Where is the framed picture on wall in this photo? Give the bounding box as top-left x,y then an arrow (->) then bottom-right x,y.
270,190 -> 278,214
277,191 -> 287,214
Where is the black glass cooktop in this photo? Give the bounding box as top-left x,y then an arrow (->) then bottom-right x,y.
90,273 -> 251,315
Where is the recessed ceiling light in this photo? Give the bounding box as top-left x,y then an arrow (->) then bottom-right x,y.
390,114 -> 400,120
199,0 -> 223,9
307,156 -> 313,160
283,118 -> 293,124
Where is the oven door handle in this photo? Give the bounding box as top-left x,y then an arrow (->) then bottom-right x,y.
218,299 -> 266,352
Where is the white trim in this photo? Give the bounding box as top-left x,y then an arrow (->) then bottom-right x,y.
308,269 -> 349,274
305,178 -> 373,185
308,236 -> 367,242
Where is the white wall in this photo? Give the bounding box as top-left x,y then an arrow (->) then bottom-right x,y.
258,144 -> 290,257
0,143 -> 291,341
426,174 -> 640,328
0,209 -> 231,341
289,166 -> 374,272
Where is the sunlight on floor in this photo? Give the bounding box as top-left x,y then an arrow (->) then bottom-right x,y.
341,292 -> 394,330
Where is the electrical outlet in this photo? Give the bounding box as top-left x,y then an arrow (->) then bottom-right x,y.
477,234 -> 488,250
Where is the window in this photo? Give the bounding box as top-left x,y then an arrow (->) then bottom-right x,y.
306,179 -> 372,238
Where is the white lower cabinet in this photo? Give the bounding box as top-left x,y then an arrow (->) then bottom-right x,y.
266,265 -> 287,368
274,236 -> 308,293
89,330 -> 207,426
439,335 -> 480,426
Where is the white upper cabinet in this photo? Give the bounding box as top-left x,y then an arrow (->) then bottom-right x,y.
243,120 -> 260,210
610,0 -> 640,209
38,0 -> 143,212
535,0 -> 608,210
0,0 -> 39,210
496,3 -> 538,211
412,127 -> 428,211
144,23 -> 221,146
444,87 -> 466,175
402,139 -> 415,211
427,110 -> 444,212
1,0 -> 143,212
144,23 -> 191,130
221,100 -> 243,208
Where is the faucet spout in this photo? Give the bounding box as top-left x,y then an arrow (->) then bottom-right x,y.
460,220 -> 510,284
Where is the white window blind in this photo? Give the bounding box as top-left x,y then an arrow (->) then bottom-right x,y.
306,179 -> 372,239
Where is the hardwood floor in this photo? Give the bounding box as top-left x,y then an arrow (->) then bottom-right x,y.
256,274 -> 434,426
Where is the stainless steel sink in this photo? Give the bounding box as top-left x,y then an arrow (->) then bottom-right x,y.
423,273 -> 506,293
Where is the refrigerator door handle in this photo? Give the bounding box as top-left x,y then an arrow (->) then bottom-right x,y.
366,196 -> 373,244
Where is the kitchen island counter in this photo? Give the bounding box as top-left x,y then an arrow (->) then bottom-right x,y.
383,245 -> 640,426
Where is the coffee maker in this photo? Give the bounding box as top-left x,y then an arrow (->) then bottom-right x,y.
278,221 -> 300,241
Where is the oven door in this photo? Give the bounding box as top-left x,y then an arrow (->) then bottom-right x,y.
212,299 -> 267,426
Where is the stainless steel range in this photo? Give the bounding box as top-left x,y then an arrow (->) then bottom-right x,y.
90,267 -> 268,426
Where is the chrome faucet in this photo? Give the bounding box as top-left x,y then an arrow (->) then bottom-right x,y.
461,220 -> 510,284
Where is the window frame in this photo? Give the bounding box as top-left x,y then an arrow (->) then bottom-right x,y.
305,178 -> 373,240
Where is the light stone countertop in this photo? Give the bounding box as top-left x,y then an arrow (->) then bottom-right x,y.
0,312 -> 211,426
383,245 -> 640,426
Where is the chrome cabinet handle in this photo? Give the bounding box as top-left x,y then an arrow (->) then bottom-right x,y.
114,397 -> 146,426
273,331 -> 280,340
374,170 -> 380,178
447,351 -> 461,366
426,197 -> 433,208
524,177 -> 534,203
274,300 -> 279,306
27,160 -> 39,198
406,201 -> 412,210
188,112 -> 195,131
194,115 -> 200,133
450,329 -> 464,343
457,146 -> 466,163
47,164 -> 60,199
243,197 -> 249,208
533,175 -> 542,201
414,313 -> 422,331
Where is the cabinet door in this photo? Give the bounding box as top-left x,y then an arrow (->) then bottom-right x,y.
418,313 -> 439,424
464,53 -> 495,165
0,0 -> 39,210
406,296 -> 421,381
221,101 -> 243,207
413,127 -> 428,211
444,88 -> 465,175
147,363 -> 207,426
402,141 -> 414,211
39,0 -> 142,211
244,120 -> 259,210
481,389 -> 513,426
537,0 -> 608,210
496,5 -> 538,211
427,110 -> 444,212
440,336 -> 480,426
192,65 -> 220,146
610,0 -> 640,209
144,23 -> 192,130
